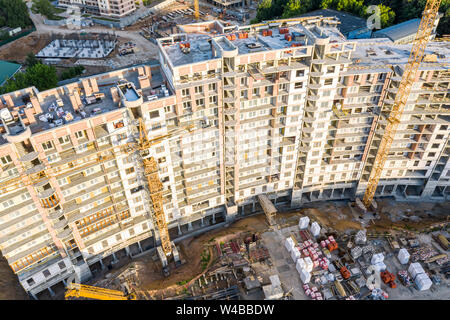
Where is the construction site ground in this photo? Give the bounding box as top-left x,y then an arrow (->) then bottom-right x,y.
0,198 -> 448,299
68,199 -> 450,299
0,6 -> 160,73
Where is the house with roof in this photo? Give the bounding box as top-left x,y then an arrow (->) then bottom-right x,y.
299,9 -> 371,39
372,15 -> 442,44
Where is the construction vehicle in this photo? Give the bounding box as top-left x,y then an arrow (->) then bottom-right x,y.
65,283 -> 137,300
361,0 -> 443,209
380,270 -> 397,288
335,260 -> 351,280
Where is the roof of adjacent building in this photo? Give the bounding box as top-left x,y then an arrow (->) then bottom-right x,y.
0,61 -> 21,86
298,9 -> 368,35
348,38 -> 450,72
372,19 -> 421,41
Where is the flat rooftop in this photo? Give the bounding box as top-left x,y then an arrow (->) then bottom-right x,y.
372,19 -> 421,41
299,9 -> 368,35
163,35 -> 217,67
0,65 -> 169,145
162,22 -> 343,66
350,38 -> 450,70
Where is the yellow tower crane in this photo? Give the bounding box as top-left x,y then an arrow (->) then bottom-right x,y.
194,0 -> 199,20
137,119 -> 194,256
362,0 -> 443,209
0,119 -> 196,270
65,283 -> 136,300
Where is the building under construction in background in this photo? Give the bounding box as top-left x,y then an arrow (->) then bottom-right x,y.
58,0 -> 136,18
0,16 -> 449,299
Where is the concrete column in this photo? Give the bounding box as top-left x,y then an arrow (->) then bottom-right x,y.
201,217 -> 204,227
274,195 -> 278,205
99,259 -> 105,270
319,189 -> 324,199
112,252 -> 117,262
30,293 -> 38,300
125,246 -> 131,257
188,222 -> 193,231
177,223 -> 182,235
137,241 -> 143,253
241,205 -> 245,215
48,287 -> 55,297
62,279 -> 67,286
252,199 -> 256,212
392,184 -> 398,195
212,212 -> 216,224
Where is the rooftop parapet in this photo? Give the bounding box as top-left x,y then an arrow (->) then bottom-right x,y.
159,17 -> 351,70
0,64 -> 166,146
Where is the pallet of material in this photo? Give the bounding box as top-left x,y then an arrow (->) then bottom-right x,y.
250,248 -> 270,261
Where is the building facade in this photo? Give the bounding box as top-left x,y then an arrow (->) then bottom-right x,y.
0,18 -> 449,298
58,0 -> 136,18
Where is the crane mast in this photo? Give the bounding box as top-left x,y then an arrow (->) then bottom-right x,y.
194,0 -> 199,20
65,283 -> 136,300
362,0 -> 443,208
138,119 -> 172,256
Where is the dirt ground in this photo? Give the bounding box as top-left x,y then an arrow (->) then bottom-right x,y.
0,256 -> 29,300
0,199 -> 448,299
133,215 -> 269,293
129,200 -> 449,297
0,34 -> 49,63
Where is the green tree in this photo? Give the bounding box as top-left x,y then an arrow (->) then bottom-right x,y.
336,0 -> 366,16
25,52 -> 39,67
60,66 -> 85,81
31,0 -> 61,20
378,4 -> 395,28
256,0 -> 274,22
0,0 -> 33,28
282,0 -> 318,18
26,63 -> 58,91
0,62 -> 57,94
321,0 -> 337,9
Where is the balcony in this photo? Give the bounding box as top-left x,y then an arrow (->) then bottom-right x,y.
18,151 -> 39,163
48,209 -> 65,220
39,192 -> 60,209
56,227 -> 73,239
53,217 -> 69,230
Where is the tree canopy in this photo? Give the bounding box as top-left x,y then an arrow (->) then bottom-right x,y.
25,52 -> 39,68
254,0 -> 450,35
60,66 -> 85,81
0,62 -> 58,94
31,0 -> 62,20
0,0 -> 33,29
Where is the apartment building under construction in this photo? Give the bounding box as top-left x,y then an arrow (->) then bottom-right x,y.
58,0 -> 136,18
0,17 -> 449,298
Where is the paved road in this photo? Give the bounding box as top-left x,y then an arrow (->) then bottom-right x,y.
28,6 -> 158,51
19,3 -> 160,66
